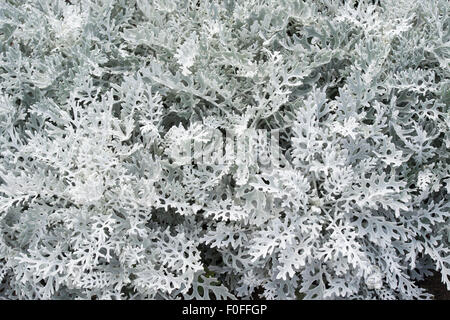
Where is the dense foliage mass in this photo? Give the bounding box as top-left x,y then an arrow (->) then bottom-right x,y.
0,0 -> 449,299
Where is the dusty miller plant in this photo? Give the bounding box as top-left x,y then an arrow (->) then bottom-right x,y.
0,0 -> 449,299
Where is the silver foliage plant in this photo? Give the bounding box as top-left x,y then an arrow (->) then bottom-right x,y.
0,0 -> 449,300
